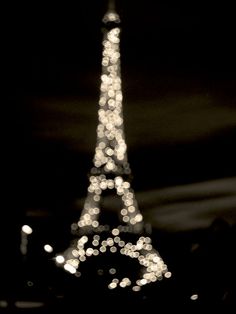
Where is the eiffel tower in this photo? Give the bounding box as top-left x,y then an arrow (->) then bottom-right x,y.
55,1 -> 170,291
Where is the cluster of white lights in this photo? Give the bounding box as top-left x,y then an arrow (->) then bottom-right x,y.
78,174 -> 142,228
75,12 -> 143,233
92,23 -> 130,175
56,228 -> 171,291
55,8 -> 170,291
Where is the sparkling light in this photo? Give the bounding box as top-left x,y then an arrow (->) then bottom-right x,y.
108,282 -> 117,289
55,4 -> 169,292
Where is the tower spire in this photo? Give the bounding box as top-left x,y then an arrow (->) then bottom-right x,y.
55,4 -> 170,292
103,0 -> 120,24
108,0 -> 115,11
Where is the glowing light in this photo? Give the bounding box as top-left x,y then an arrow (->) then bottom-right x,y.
0,300 -> 8,308
22,225 -> 33,234
55,255 -> 65,264
15,301 -> 44,309
140,279 -> 147,285
54,4 -> 169,292
109,268 -> 116,274
97,269 -> 104,276
100,246 -> 106,253
108,282 -> 117,289
164,271 -> 172,278
79,256 -> 86,262
120,281 -> 126,288
110,246 -> 117,253
112,228 -> 119,236
64,263 -> 76,274
44,244 -> 53,253
190,294 -> 198,301
92,240 -> 99,246
93,249 -> 99,256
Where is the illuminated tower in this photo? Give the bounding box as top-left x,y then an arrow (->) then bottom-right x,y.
55,2 -> 170,291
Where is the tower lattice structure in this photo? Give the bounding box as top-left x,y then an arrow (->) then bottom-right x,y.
55,4 -> 170,292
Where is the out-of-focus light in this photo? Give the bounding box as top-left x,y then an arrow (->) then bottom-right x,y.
112,228 -> 119,236
120,281 -> 126,288
0,300 -> 8,308
164,271 -> 172,278
64,263 -> 76,274
54,5 -> 169,292
22,225 -> 33,234
190,294 -> 198,301
55,255 -> 65,264
27,281 -> 34,287
108,282 -> 117,289
44,244 -> 53,253
110,246 -> 117,253
15,301 -> 44,309
109,268 -> 116,274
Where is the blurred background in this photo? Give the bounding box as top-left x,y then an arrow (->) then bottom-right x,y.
2,0 -> 236,312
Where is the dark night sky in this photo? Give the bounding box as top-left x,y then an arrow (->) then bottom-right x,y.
3,0 -> 236,229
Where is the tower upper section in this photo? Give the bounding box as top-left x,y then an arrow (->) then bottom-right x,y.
92,2 -> 131,177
